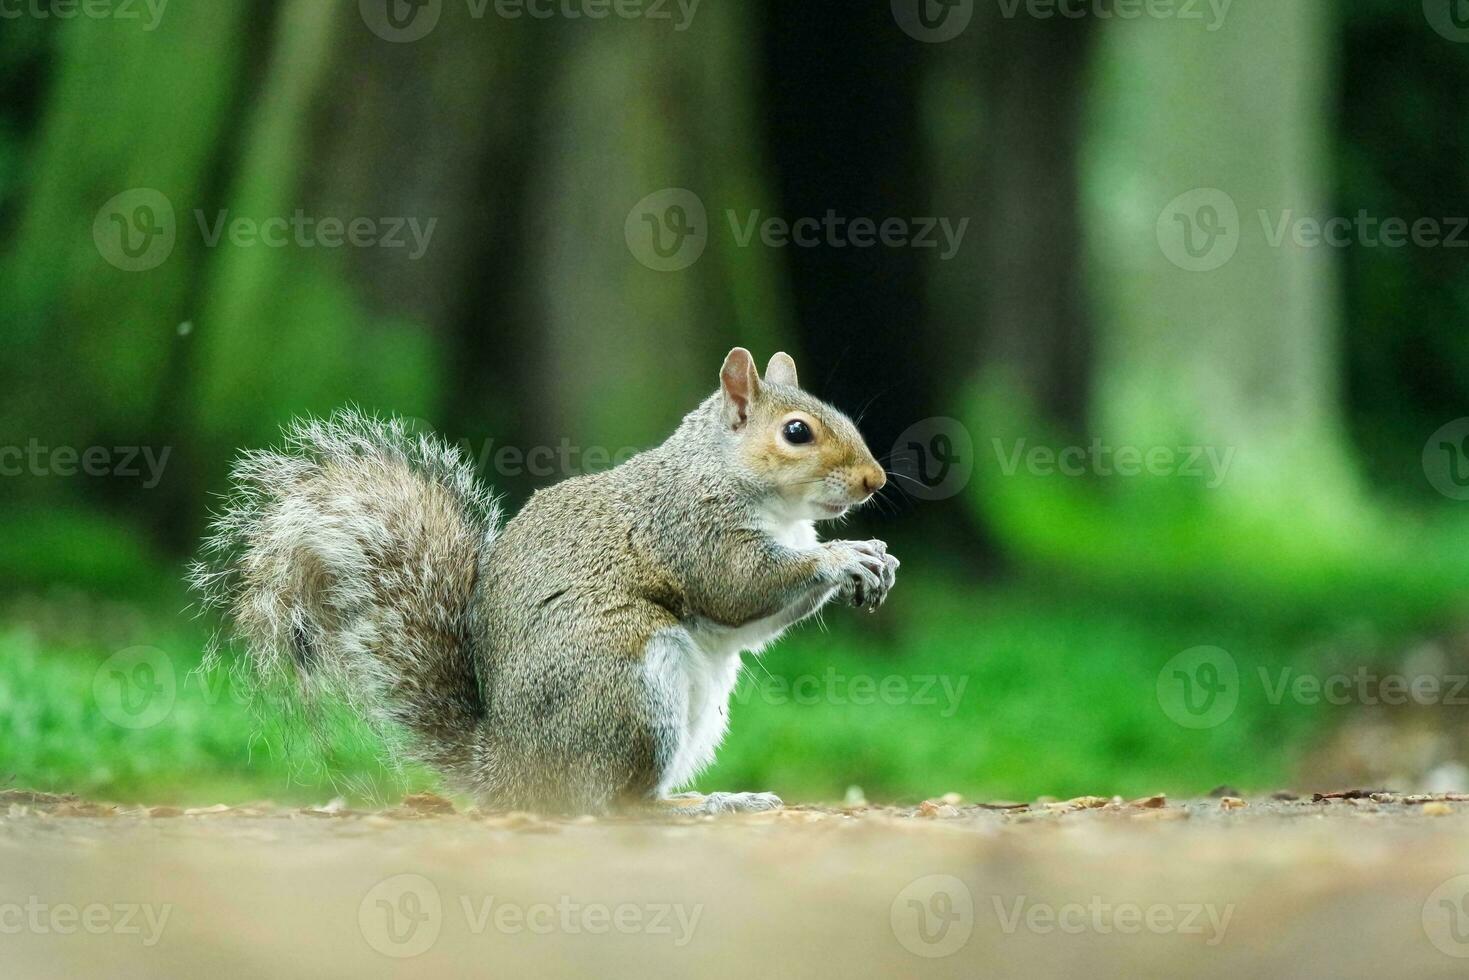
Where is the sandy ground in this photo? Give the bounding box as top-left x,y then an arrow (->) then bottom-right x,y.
5,789 -> 1469,979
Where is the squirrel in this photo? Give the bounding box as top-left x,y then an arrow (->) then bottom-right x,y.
190,348 -> 899,815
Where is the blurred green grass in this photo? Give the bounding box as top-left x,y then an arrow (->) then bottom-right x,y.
4,513 -> 1462,806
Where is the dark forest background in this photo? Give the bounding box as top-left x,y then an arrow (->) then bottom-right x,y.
3,0 -> 1469,804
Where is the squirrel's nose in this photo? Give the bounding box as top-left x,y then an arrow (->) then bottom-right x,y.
860,468 -> 887,495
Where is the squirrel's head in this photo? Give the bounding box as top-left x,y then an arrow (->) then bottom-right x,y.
718,347 -> 887,522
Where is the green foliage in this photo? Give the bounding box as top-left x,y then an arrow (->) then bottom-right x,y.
2,3 -> 1469,806
712,564 -> 1457,803
3,556 -> 1451,805
0,611 -> 431,807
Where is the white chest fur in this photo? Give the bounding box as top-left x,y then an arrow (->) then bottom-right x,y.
647,507 -> 822,793
759,504 -> 819,552
650,635 -> 743,793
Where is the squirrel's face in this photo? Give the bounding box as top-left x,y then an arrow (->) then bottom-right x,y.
719,348 -> 887,522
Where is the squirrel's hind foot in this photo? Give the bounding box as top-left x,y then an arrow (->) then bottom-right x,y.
655,792 -> 784,817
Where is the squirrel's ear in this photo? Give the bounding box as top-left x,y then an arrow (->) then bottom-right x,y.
720,348 -> 761,429
765,352 -> 799,388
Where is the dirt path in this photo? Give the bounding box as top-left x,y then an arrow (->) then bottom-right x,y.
4,791 -> 1469,978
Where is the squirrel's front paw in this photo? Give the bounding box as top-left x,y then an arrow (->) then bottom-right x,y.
826,539 -> 900,612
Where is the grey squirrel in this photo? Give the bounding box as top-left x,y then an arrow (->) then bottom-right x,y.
191,348 -> 898,815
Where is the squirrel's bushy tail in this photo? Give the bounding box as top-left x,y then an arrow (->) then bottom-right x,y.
189,410 -> 500,790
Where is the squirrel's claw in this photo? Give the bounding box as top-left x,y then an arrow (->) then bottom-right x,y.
832,539 -> 899,612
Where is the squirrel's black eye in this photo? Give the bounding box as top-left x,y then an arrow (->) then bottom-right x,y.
781,420 -> 813,445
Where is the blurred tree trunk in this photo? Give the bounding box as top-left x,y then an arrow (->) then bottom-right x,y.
759,1 -> 931,453
0,5 -> 266,543
186,1 -> 530,459
918,12 -> 1099,562
1083,3 -> 1358,517
519,9 -> 792,457
926,12 -> 1098,436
